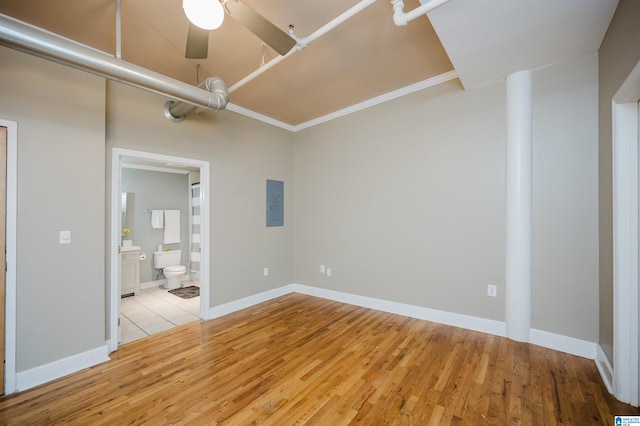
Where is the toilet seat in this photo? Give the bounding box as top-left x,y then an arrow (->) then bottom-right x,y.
164,265 -> 186,274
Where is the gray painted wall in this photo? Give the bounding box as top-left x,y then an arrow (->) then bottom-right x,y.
0,45 -> 295,374
294,54 -> 600,341
597,0 -> 640,364
121,168 -> 190,283
532,54 -> 599,341
106,81 -> 295,310
0,20 -> 606,378
294,80 -> 507,320
0,46 -> 106,371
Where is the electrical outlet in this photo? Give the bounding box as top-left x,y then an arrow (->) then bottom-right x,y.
59,230 -> 71,244
320,264 -> 325,274
263,267 -> 269,277
326,268 -> 332,277
487,284 -> 497,297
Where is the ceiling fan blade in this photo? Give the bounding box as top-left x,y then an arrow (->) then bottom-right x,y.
224,0 -> 297,56
185,23 -> 209,59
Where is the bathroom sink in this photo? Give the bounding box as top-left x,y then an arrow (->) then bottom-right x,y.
121,245 -> 141,252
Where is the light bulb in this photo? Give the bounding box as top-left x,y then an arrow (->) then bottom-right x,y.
183,0 -> 224,30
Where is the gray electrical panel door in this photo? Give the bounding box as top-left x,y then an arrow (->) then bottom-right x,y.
266,179 -> 284,227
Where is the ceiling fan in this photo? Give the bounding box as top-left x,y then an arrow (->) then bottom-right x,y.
183,0 -> 297,59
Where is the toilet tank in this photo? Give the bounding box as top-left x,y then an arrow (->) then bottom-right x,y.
153,250 -> 182,268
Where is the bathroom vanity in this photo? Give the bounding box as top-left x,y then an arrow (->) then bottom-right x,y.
121,247 -> 141,296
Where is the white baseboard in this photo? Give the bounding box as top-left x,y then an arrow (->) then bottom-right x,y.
595,344 -> 614,394
16,345 -> 110,392
19,284 -> 604,393
205,284 -> 295,320
202,283 -> 599,364
529,328 -> 597,359
292,284 -> 507,337
141,279 -> 165,289
291,285 -> 600,361
140,277 -> 192,290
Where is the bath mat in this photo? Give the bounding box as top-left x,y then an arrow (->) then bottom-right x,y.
168,286 -> 200,299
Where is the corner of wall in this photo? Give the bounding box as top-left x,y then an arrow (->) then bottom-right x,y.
595,344 -> 614,395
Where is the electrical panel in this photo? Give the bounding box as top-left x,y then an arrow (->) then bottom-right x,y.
266,179 -> 284,227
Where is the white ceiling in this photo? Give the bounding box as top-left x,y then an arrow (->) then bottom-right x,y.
428,0 -> 618,90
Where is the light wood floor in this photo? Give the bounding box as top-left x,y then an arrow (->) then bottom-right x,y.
1,294 -> 638,425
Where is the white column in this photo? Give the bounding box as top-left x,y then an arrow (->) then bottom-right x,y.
505,70 -> 532,342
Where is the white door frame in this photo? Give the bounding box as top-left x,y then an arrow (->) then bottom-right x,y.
0,119 -> 17,394
108,148 -> 211,353
612,59 -> 640,407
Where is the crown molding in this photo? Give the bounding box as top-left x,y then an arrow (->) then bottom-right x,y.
227,70 -> 459,132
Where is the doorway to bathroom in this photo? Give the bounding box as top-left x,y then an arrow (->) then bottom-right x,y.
108,148 -> 210,352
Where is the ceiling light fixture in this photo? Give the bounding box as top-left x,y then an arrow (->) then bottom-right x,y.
183,0 -> 225,30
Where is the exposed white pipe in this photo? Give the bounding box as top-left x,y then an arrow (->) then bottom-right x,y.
301,0 -> 377,45
164,77 -> 229,122
229,0 -> 377,94
0,13 -> 228,113
391,0 -> 451,26
229,49 -> 296,93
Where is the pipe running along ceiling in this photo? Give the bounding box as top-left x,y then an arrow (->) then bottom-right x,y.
0,0 -> 450,122
0,13 -> 228,117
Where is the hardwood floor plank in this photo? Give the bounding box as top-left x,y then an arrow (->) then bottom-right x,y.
0,293 -> 638,425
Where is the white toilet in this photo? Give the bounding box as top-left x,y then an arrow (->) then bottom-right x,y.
153,250 -> 186,290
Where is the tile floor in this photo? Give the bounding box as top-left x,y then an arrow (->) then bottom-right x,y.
120,282 -> 201,344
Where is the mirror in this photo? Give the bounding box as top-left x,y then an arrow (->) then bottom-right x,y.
121,192 -> 134,240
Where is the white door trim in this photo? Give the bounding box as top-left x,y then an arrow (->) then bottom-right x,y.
0,119 -> 17,394
108,148 -> 211,353
612,60 -> 640,407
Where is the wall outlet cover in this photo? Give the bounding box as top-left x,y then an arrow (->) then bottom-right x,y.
59,230 -> 71,244
487,284 -> 497,297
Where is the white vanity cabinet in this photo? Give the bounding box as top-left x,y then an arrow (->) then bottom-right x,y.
121,249 -> 141,296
